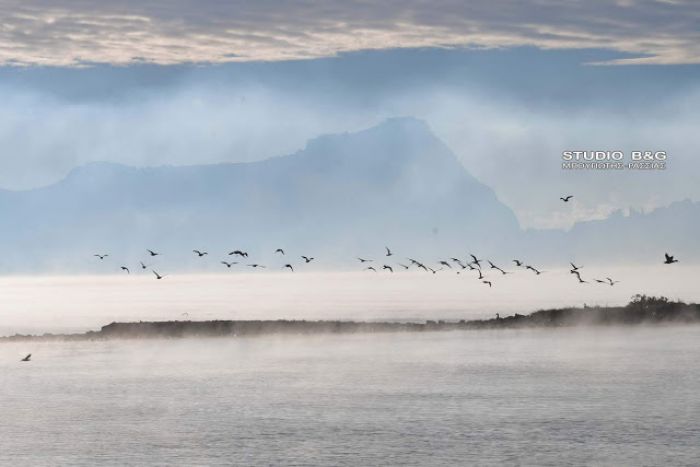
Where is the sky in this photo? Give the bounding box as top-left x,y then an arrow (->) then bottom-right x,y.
0,1 -> 699,229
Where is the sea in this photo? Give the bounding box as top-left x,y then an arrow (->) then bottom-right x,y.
1,269 -> 699,465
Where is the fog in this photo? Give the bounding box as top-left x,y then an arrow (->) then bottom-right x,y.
1,265 -> 696,336
1,49 -> 699,229
3,324 -> 700,465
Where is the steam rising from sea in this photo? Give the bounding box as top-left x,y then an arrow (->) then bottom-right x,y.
1,265 -> 696,336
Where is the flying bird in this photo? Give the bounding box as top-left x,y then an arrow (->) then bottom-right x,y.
571,270 -> 586,283
140,261 -> 148,270
385,247 -> 393,257
606,277 -> 620,286
594,279 -> 607,284
488,261 -> 508,275
152,270 -> 165,280
482,280 -> 492,288
570,262 -> 582,271
193,250 -> 208,257
438,261 -> 452,269
301,256 -> 314,263
147,249 -> 159,257
525,265 -> 543,275
469,254 -> 482,268
427,267 -> 441,274
247,264 -> 266,268
664,253 -> 678,264
357,257 -> 373,263
560,195 -> 573,202
229,250 -> 248,257
512,259 -> 523,267
275,249 -> 285,255
382,265 -> 394,273
120,266 -> 130,274
221,261 -> 236,268
94,254 -> 108,260
476,269 -> 484,280
21,354 -> 31,362
365,266 -> 377,272
398,263 -> 410,270
284,264 -> 294,271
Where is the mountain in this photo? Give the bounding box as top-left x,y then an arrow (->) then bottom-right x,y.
523,199 -> 700,264
0,118 -> 521,272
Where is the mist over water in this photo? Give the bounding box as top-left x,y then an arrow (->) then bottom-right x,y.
3,327 -> 699,465
0,266 -> 696,335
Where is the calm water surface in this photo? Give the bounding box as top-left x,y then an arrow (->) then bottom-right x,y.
2,326 -> 699,466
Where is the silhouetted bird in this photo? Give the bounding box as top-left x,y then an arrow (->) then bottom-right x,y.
477,269 -> 484,280
357,257 -> 373,263
366,266 -> 377,272
571,270 -> 586,283
513,259 -> 523,267
488,261 -> 508,275
147,249 -> 159,257
385,246 -> 393,257
606,277 -> 620,286
469,254 -> 482,268
193,250 -> 208,257
594,279 -> 607,284
221,261 -> 236,268
152,270 -> 165,280
140,261 -> 148,270
120,266 -> 130,274
428,267 -> 440,274
398,263 -> 410,270
94,254 -> 108,260
570,262 -> 582,271
301,256 -> 314,263
483,280 -> 492,287
21,354 -> 31,362
664,253 -> 678,264
451,258 -> 466,268
248,264 -> 266,268
560,195 -> 573,202
439,261 -> 452,269
229,250 -> 248,257
525,265 -> 543,275
284,264 -> 294,271
275,249 -> 285,255
383,265 -> 394,273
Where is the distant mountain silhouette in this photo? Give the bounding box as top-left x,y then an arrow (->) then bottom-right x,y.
0,117 -> 696,272
523,199 -> 700,264
0,117 -> 521,272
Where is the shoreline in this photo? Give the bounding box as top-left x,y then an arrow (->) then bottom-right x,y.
3,296 -> 699,342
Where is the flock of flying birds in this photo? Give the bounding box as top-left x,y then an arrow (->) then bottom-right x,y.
93,247 -> 313,279
90,195 -> 681,289
19,197 -> 682,363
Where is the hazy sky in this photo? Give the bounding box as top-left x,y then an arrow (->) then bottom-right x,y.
0,2 -> 698,228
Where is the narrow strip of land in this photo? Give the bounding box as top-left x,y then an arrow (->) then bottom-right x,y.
3,296 -> 698,342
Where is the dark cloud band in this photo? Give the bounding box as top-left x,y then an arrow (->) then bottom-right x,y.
0,0 -> 699,66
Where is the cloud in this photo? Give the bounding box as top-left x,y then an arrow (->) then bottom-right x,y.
0,0 -> 699,66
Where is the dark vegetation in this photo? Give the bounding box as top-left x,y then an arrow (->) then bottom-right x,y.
3,296 -> 699,342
